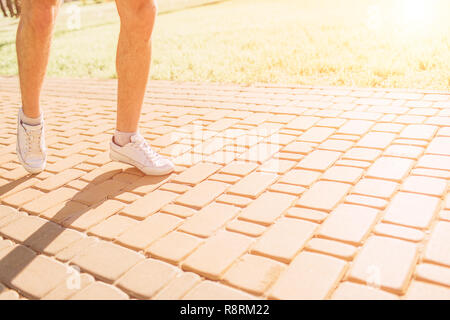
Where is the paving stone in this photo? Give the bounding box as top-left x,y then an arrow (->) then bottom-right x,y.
416,154 -> 450,171
21,187 -> 79,215
356,132 -> 396,149
228,172 -> 277,199
296,181 -> 352,212
306,238 -> 357,261
426,137 -> 450,156
423,221 -> 450,267
348,236 -> 418,294
331,282 -> 399,300
239,192 -> 296,225
120,190 -> 178,220
374,223 -> 424,242
282,141 -> 315,154
117,213 -> 183,251
400,124 -> 438,140
400,175 -> 447,196
279,169 -> 321,187
172,162 -> 221,185
153,273 -> 201,300
179,202 -> 239,238
415,263 -> 450,288
318,204 -> 379,244
223,254 -> 285,295
43,273 -> 95,300
55,236 -> 99,263
404,281 -> 450,300
72,179 -> 128,206
216,194 -> 253,207
268,183 -> 305,196
71,241 -> 144,283
252,218 -> 317,263
88,214 -> 138,241
70,282 -> 128,300
225,219 -> 266,237
0,245 -> 67,299
220,161 -> 258,176
366,157 -> 414,182
183,280 -> 254,300
269,251 -> 347,300
321,166 -> 364,184
175,180 -> 228,210
182,231 -> 253,280
146,231 -> 203,264
1,188 -> 44,208
117,259 -> 178,299
285,207 -> 327,223
383,192 -> 440,229
34,168 -> 85,192
352,178 -> 399,199
296,150 -> 341,171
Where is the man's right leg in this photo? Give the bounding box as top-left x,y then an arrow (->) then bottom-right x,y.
16,0 -> 60,173
17,0 -> 60,118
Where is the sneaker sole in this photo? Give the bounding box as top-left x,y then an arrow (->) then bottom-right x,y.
110,148 -> 173,176
16,145 -> 46,174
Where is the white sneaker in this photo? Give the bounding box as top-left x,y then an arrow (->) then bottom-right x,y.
109,133 -> 174,176
16,112 -> 47,174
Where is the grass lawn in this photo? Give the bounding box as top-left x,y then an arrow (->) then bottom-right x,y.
0,0 -> 449,89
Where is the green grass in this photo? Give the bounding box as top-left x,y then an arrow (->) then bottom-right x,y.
1,0 -> 449,89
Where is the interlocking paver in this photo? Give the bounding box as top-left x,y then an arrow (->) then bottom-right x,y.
121,190 -> 178,219
153,272 -> 201,300
366,157 -> 414,182
239,191 -> 296,225
116,259 -> 178,299
0,77 -> 448,299
423,221 -> 450,267
331,282 -> 399,300
175,180 -> 228,209
146,231 -> 202,264
269,251 -> 347,300
252,218 -> 317,263
117,213 -> 183,250
71,241 -> 144,283
382,192 -> 440,229
415,263 -> 450,288
228,171 -> 277,199
223,254 -> 285,295
348,236 -> 418,294
183,280 -> 254,300
296,181 -> 352,212
70,282 -> 128,300
306,238 -> 357,261
179,202 -> 239,238
318,204 -> 379,245
404,281 -> 450,300
182,231 -> 253,280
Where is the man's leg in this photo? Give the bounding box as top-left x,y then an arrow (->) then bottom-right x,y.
16,0 -> 60,173
110,0 -> 173,176
16,0 -> 60,118
114,0 -> 157,135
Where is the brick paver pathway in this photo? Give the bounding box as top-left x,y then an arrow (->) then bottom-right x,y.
0,76 -> 449,300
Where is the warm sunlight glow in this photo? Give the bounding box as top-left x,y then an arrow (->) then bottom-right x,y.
401,0 -> 431,24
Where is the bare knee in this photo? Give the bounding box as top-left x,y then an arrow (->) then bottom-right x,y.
119,0 -> 158,41
21,0 -> 60,34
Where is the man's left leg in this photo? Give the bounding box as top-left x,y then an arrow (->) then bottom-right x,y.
110,0 -> 174,175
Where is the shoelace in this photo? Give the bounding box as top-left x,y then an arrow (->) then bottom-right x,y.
131,135 -> 162,164
24,124 -> 43,155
